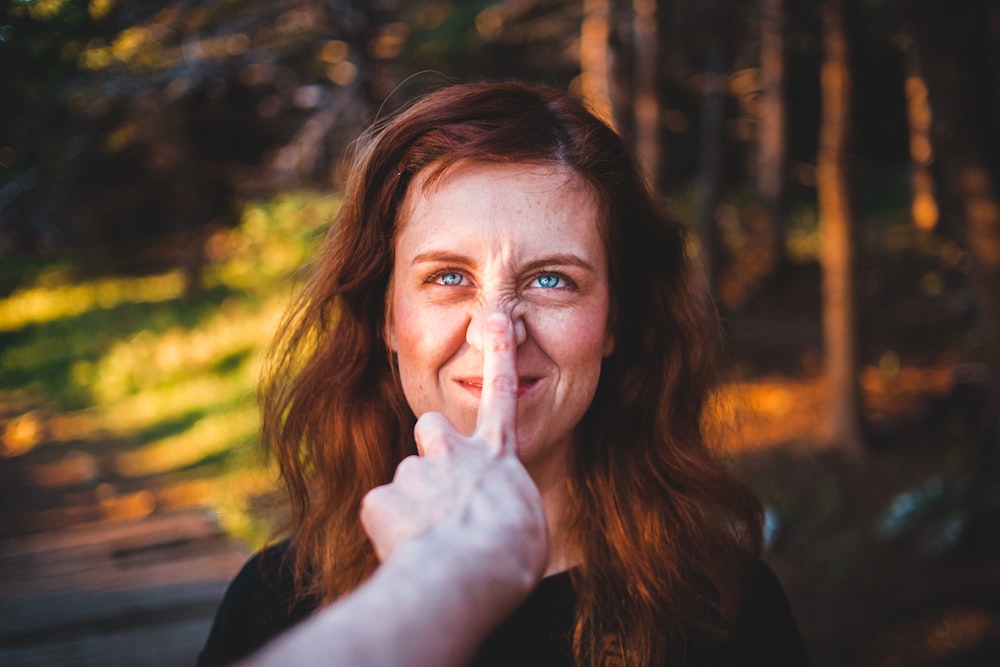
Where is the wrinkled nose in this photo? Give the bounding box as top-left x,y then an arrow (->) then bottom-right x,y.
466,304 -> 527,352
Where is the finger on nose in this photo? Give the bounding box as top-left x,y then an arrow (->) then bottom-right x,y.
475,312 -> 519,454
467,303 -> 525,352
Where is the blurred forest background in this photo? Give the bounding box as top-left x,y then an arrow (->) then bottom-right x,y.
1,0 -> 999,665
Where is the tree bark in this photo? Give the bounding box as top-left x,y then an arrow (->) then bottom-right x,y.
580,0 -> 615,127
818,0 -> 865,456
607,0 -> 636,142
899,29 -> 939,231
694,0 -> 729,288
632,0 -> 660,191
911,0 -> 1000,466
755,0 -> 788,275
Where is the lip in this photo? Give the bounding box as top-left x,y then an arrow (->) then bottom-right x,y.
455,376 -> 542,398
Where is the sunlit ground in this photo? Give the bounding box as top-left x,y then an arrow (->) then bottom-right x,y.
708,364 -> 956,453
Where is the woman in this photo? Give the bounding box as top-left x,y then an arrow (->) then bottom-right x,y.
229,313 -> 550,667
199,80 -> 810,666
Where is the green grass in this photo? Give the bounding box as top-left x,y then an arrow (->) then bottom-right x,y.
0,191 -> 339,547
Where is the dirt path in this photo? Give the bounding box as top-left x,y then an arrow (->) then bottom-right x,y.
0,415 -> 250,667
3,364 -> 999,666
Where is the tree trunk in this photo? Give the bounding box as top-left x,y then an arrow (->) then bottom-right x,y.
755,0 -> 788,275
608,0 -> 636,141
580,0 -> 615,127
912,0 -> 1000,469
899,29 -> 939,231
632,0 -> 660,191
818,0 -> 865,456
694,0 -> 729,288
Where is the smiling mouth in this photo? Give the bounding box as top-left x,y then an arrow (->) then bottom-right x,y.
458,377 -> 540,396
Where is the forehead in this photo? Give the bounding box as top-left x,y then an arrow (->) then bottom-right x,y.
395,161 -> 603,249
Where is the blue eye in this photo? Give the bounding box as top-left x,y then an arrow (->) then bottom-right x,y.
438,272 -> 463,286
535,274 -> 562,288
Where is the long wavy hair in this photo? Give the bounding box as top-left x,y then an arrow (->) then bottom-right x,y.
260,80 -> 762,666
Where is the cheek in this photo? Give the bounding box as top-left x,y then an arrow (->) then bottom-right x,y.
391,300 -> 468,383
530,306 -> 611,372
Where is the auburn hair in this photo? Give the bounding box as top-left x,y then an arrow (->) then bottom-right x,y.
260,80 -> 762,666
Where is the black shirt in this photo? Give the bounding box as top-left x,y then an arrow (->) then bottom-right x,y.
198,543 -> 810,666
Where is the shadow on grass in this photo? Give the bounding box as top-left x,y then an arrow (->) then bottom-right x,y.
0,284 -> 241,409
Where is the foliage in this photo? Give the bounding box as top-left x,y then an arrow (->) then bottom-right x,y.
0,0 -> 592,257
1,0 -> 383,254
0,190 -> 337,545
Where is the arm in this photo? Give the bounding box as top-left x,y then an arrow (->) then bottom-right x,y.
241,313 -> 547,667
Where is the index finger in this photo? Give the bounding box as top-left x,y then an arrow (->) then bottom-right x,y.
474,311 -> 519,454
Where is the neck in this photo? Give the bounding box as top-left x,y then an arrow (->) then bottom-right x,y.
524,436 -> 582,577
533,469 -> 579,577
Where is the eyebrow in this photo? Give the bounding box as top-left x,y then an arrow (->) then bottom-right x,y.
410,251 -> 597,273
411,251 -> 473,267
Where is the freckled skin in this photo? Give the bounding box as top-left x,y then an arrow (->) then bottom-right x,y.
386,162 -> 614,492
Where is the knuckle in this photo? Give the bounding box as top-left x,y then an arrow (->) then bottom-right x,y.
360,485 -> 389,524
488,372 -> 517,395
474,422 -> 508,452
414,412 -> 457,456
393,454 -> 422,480
490,333 -> 512,352
414,411 -> 448,438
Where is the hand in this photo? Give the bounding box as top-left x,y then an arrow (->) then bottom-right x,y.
360,312 -> 548,585
242,319 -> 547,667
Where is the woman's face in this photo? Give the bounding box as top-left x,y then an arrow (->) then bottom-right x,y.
386,161 -> 614,486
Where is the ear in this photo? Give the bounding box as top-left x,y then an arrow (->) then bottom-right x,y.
602,329 -> 615,357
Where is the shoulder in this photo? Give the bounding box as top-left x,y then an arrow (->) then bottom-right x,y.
198,541 -> 318,667
734,559 -> 812,666
683,559 -> 810,667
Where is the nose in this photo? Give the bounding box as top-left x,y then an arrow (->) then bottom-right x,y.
466,304 -> 527,353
